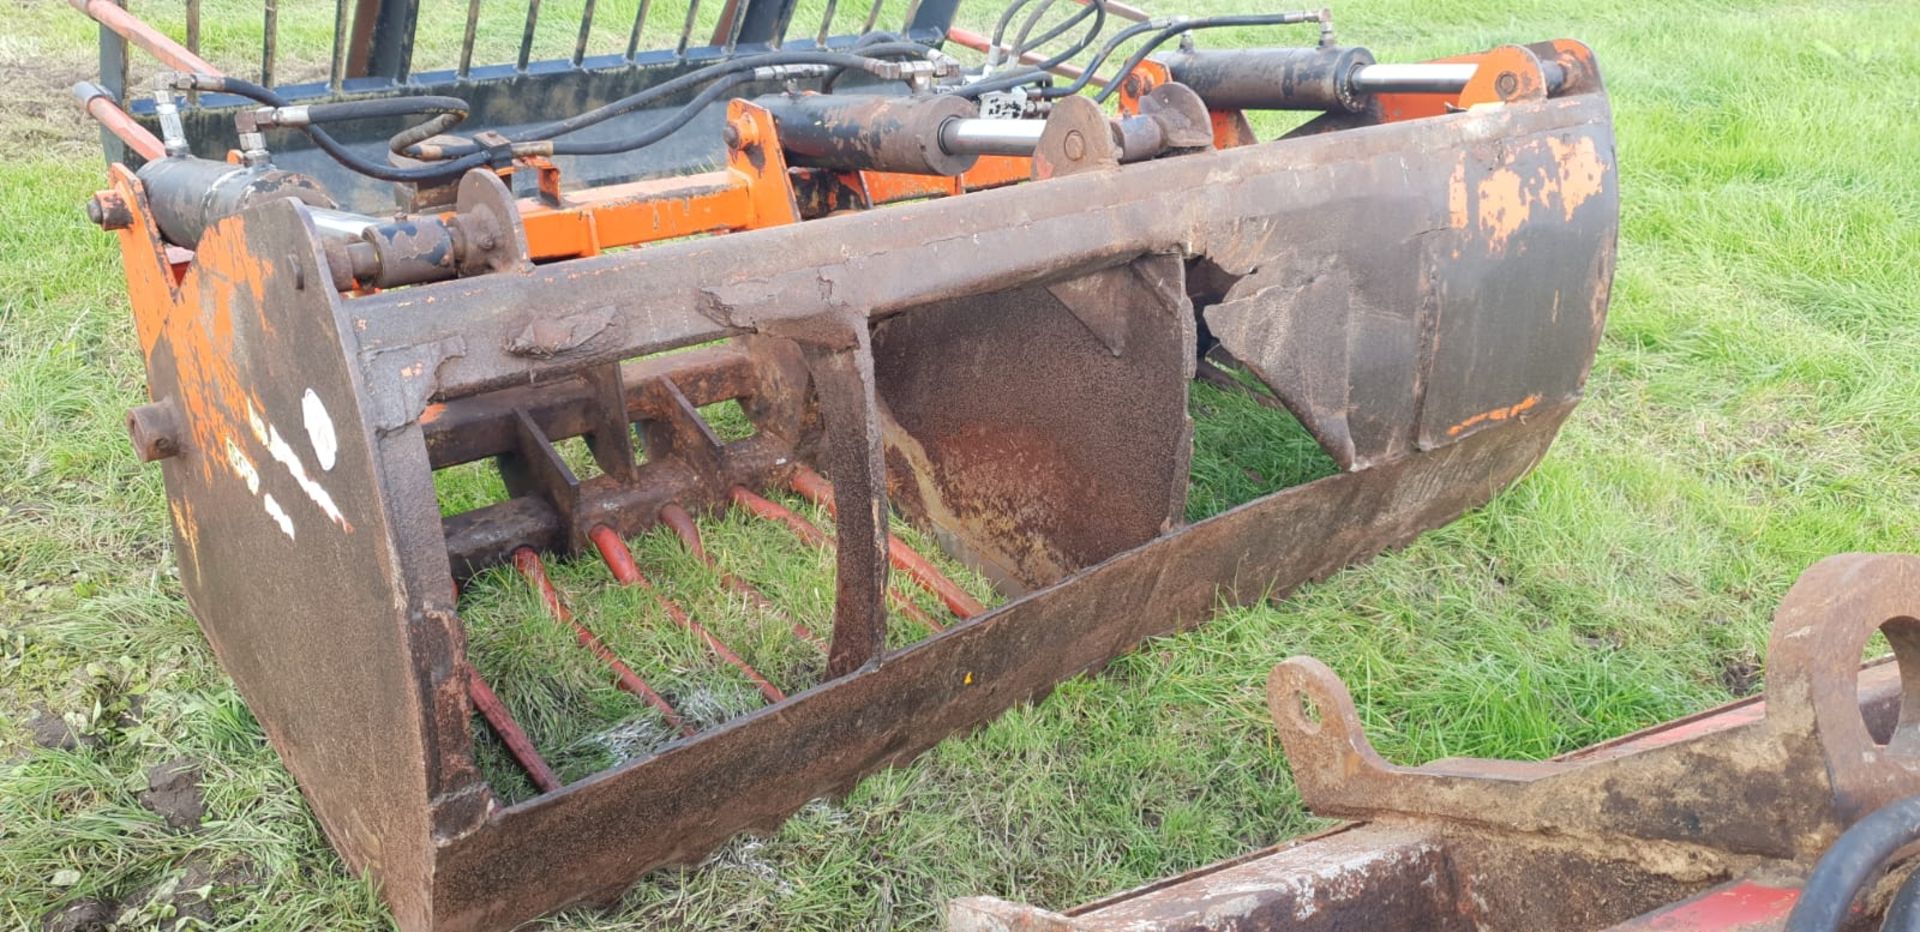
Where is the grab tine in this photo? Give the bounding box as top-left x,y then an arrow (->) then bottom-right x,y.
788,466 -> 986,619
465,666 -> 561,793
732,485 -> 946,635
588,526 -> 788,704
660,503 -> 826,650
511,547 -> 695,736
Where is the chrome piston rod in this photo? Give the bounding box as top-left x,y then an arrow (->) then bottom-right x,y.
1349,62 -> 1480,94
939,118 -> 1047,157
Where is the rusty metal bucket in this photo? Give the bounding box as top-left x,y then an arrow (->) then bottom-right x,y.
73,0 -> 1618,926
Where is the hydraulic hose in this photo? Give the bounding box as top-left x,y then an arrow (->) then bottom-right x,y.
302,96 -> 469,125
498,44 -> 935,145
542,73 -> 754,156
1785,795 -> 1920,932
293,96 -> 472,159
1885,866 -> 1920,932
1093,11 -> 1329,103
987,0 -> 1046,62
822,31 -> 909,92
1035,19 -> 1159,98
1008,0 -> 1065,58
176,74 -> 493,185
951,0 -> 1105,100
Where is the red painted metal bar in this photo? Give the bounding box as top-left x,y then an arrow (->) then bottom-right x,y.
1069,0 -> 1149,23
510,547 -> 696,737
74,83 -> 166,161
946,26 -> 1101,85
729,486 -> 947,635
658,503 -> 826,650
70,0 -> 222,75
463,666 -> 561,793
787,465 -> 987,619
587,526 -> 787,704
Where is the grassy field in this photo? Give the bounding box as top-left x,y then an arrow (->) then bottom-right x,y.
4,0 -> 1919,928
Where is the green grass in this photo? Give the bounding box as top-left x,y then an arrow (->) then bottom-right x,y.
4,0 -> 1920,928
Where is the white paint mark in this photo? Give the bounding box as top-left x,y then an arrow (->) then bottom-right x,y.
248,401 -> 351,531
302,388 -> 338,471
225,440 -> 261,495
262,494 -> 296,540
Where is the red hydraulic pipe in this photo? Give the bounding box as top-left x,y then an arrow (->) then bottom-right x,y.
464,666 -> 560,793
659,503 -> 825,650
69,0 -> 221,76
511,547 -> 695,737
787,466 -> 987,619
588,526 -> 787,705
729,485 -> 946,635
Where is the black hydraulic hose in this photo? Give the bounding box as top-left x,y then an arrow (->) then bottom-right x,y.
189,45 -> 941,181
183,75 -> 492,184
303,95 -> 468,124
1026,0 -> 1103,64
1034,18 -> 1158,98
1093,11 -> 1328,103
1008,0 -> 1064,58
500,44 -> 933,145
1011,3 -> 1092,61
949,0 -> 1105,100
543,72 -> 753,156
388,112 -> 465,158
1786,794 -> 1920,932
822,31 -> 908,92
1884,866 -> 1920,932
297,96 -> 473,160
987,0 -> 1046,57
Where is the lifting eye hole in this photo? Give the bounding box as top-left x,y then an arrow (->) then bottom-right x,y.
1869,615 -> 1920,753
1296,690 -> 1323,733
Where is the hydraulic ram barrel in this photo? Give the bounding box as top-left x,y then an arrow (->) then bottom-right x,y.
1160,48 -> 1570,111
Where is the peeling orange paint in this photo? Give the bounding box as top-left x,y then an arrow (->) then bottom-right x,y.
114,167 -> 263,494
1451,134 -> 1609,251
170,497 -> 200,577
1446,395 -> 1539,437
111,165 -> 352,537
1448,161 -> 1470,229
1547,135 -> 1606,220
1474,167 -> 1532,250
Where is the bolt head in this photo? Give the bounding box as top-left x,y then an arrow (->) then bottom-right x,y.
723,123 -> 745,150
87,191 -> 132,231
1063,130 -> 1086,161
126,402 -> 181,463
1495,72 -> 1520,97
